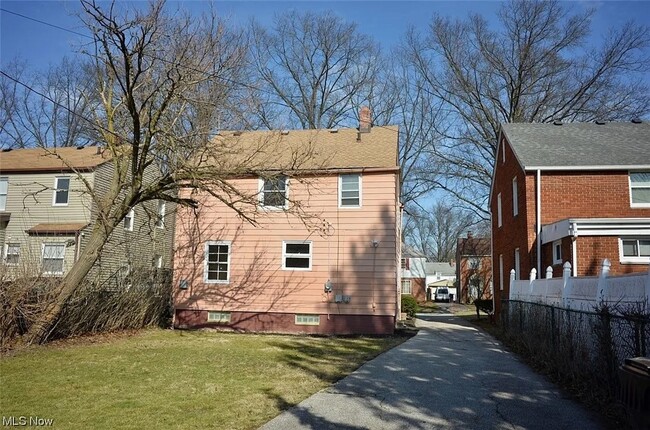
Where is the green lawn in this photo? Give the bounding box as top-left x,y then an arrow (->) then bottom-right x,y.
0,329 -> 407,430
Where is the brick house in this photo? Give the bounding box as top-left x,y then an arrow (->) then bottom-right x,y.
490,121 -> 650,314
173,122 -> 401,335
400,247 -> 427,302
455,233 -> 492,303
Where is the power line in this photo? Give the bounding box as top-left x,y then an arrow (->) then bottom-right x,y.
1,6 -> 401,135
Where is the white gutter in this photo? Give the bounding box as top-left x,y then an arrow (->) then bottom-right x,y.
536,169 -> 541,274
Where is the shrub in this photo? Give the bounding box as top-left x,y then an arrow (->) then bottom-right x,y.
401,295 -> 418,318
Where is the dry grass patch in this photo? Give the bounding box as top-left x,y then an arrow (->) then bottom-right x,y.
0,329 -> 408,429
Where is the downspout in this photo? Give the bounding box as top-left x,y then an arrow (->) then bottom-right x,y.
536,169 -> 541,275
571,222 -> 578,277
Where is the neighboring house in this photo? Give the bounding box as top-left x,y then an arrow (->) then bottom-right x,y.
425,261 -> 456,301
456,233 -> 492,303
173,121 -> 401,335
490,121 -> 650,315
400,247 -> 427,302
0,147 -> 174,285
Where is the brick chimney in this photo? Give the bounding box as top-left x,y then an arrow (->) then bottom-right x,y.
359,106 -> 371,133
467,231 -> 473,239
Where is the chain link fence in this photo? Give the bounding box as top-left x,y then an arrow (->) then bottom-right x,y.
500,300 -> 649,415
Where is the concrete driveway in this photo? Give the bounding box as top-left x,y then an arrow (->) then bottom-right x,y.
261,313 -> 605,430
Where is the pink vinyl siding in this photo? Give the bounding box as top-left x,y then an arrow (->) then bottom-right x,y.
174,171 -> 399,328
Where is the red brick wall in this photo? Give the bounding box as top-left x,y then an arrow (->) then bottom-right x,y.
491,135 -> 530,313
410,278 -> 426,303
491,138 -> 650,315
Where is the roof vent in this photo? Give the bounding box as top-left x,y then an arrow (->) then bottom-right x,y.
553,119 -> 563,126
329,128 -> 339,133
280,130 -> 289,135
2,148 -> 13,152
76,145 -> 86,150
232,131 -> 242,136
631,118 -> 643,124
595,119 -> 606,125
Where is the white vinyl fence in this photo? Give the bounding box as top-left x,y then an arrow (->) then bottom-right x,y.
509,260 -> 650,313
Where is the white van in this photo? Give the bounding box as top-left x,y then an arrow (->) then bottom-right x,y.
435,287 -> 450,303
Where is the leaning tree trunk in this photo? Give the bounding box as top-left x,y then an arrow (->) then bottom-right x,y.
24,222 -> 113,344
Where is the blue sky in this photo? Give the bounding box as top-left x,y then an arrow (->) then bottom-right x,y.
2,1 -> 650,71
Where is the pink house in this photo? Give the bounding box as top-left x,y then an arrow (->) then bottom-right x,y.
173,123 -> 401,334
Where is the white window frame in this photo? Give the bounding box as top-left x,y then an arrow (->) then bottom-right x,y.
497,193 -> 502,228
282,240 -> 312,271
629,171 -> 650,208
207,311 -> 231,323
42,243 -> 66,275
156,201 -> 166,228
619,237 -> 650,264
204,240 -> 231,283
124,208 -> 135,231
514,248 -> 520,280
499,254 -> 504,291
0,177 -> 7,211
259,176 -> 288,210
512,177 -> 518,217
4,243 -> 20,266
295,314 -> 320,325
401,279 -> 412,295
552,240 -> 562,265
52,176 -> 70,206
339,174 -> 362,208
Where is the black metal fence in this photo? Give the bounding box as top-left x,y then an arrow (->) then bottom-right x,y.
500,300 -> 650,404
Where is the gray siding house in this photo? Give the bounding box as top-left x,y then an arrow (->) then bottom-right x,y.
0,146 -> 174,285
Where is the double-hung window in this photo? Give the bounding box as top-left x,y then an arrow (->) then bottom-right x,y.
261,176 -> 288,209
339,174 -> 361,207
0,177 -> 7,211
630,172 -> 650,207
5,243 -> 20,265
283,241 -> 312,270
401,279 -> 412,294
53,177 -> 70,206
620,238 -> 650,263
124,208 -> 135,231
156,201 -> 166,228
205,241 -> 231,283
512,177 -> 518,216
42,243 -> 65,275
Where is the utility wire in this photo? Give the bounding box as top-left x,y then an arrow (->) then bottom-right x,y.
1,6 -> 401,135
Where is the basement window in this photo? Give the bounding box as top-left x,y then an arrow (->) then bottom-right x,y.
207,311 -> 231,323
295,314 -> 320,325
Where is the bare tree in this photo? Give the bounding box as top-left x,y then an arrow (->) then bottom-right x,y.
403,201 -> 477,261
24,0 -> 318,344
0,57 -> 97,148
249,10 -> 380,129
404,0 -> 650,218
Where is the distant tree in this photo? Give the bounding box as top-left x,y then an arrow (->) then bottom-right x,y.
403,201 -> 477,261
403,0 -> 650,218
0,57 -> 97,148
248,10 -> 380,129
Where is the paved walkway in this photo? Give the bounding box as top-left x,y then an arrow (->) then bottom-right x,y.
261,313 -> 605,430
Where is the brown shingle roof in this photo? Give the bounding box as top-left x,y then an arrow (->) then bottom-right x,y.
205,126 -> 399,172
0,147 -> 111,173
26,223 -> 88,235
